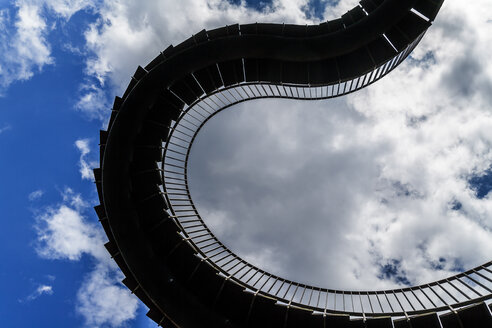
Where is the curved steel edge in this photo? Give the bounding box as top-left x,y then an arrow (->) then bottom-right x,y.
150,0 -> 414,71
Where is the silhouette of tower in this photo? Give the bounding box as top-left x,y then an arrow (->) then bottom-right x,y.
94,0 -> 492,326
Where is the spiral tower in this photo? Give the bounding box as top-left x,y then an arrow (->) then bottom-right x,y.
94,0 -> 492,327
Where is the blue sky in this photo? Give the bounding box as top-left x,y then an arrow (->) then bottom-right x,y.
1,0 -> 491,327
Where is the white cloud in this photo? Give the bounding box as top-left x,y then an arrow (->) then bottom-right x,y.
37,284 -> 53,294
28,189 -> 44,201
34,188 -> 140,327
75,138 -> 90,157
322,0 -> 359,19
19,284 -> 54,303
35,188 -> 106,261
76,263 -> 139,328
75,138 -> 97,180
63,186 -> 90,209
75,84 -> 111,121
0,2 -> 53,93
41,0 -> 95,19
0,0 -> 96,94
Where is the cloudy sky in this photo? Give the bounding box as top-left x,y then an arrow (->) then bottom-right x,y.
1,0 -> 491,327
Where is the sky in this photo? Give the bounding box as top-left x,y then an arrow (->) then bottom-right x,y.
0,0 -> 491,327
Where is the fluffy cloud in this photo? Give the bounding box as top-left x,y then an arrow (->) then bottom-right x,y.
322,0 -> 359,19
75,84 -> 111,121
34,188 -> 139,327
35,284 -> 53,295
76,263 -> 139,328
75,139 -> 97,180
20,284 -> 54,302
0,2 -> 52,93
28,189 -> 44,201
35,187 -> 106,261
0,0 -> 96,94
41,0 -> 95,19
